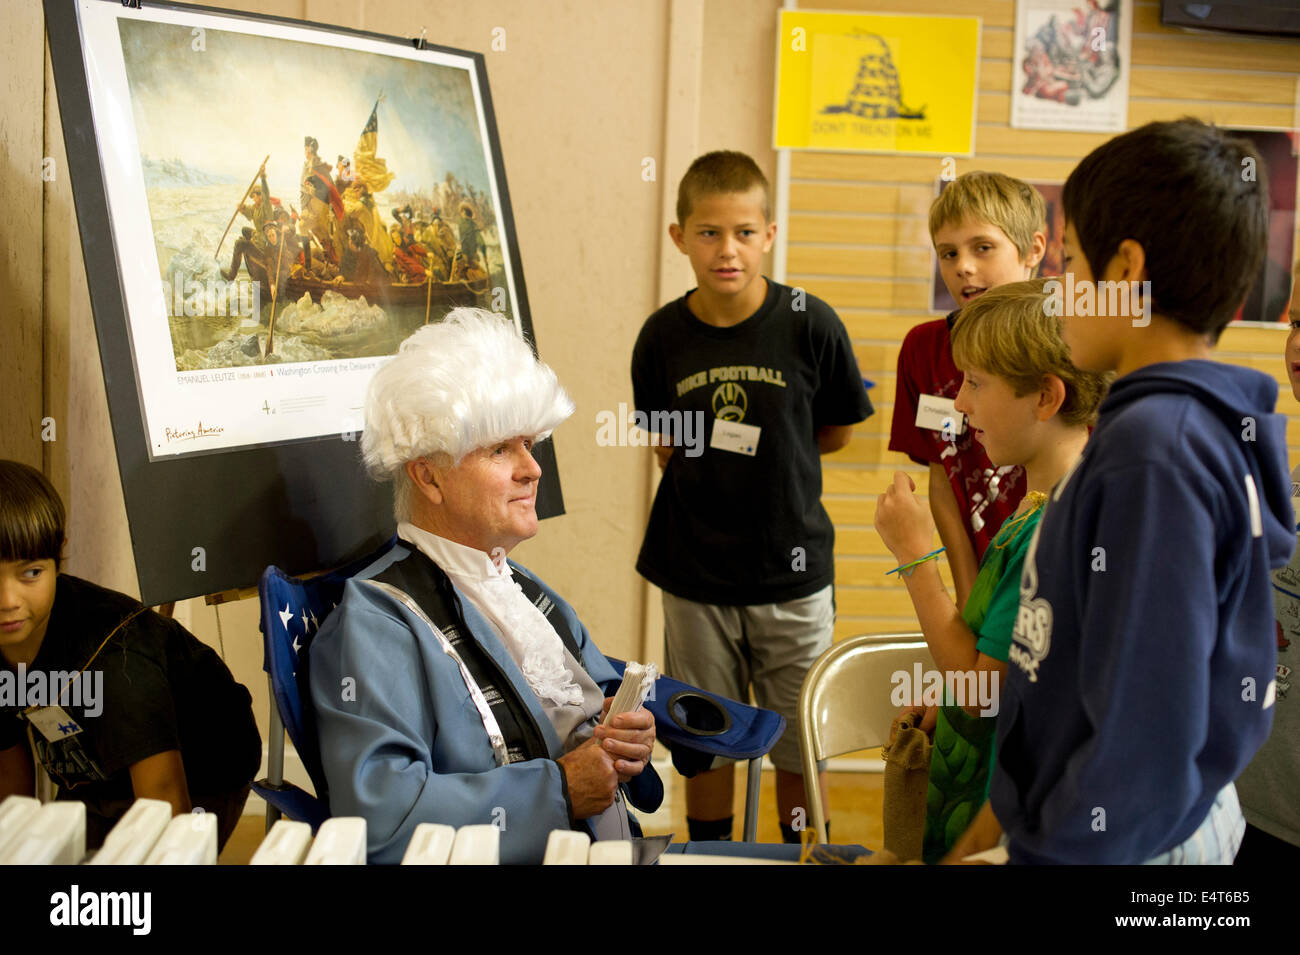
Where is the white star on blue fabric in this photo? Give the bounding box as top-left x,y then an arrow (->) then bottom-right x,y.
279,604 -> 293,630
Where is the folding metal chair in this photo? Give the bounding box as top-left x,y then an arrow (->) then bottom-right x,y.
798,633 -> 933,844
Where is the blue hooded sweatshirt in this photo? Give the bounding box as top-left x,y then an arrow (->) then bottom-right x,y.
990,360 -> 1294,864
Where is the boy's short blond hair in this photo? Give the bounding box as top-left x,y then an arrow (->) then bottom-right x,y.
676,151 -> 771,225
952,279 -> 1111,428
929,171 -> 1047,261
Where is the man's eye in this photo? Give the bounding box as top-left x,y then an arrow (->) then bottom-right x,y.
22,567 -> 44,580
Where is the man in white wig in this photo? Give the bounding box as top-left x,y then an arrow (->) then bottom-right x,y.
309,308 -> 659,864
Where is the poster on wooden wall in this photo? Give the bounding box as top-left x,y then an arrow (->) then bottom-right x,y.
773,10 -> 980,156
45,0 -> 564,604
1010,0 -> 1132,133
930,180 -> 1065,313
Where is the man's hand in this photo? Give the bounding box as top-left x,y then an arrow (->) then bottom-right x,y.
556,739 -> 619,819
874,470 -> 937,565
594,701 -> 655,782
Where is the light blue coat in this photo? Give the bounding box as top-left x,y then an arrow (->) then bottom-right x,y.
308,543 -> 660,864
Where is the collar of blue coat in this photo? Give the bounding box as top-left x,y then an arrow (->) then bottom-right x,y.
362,542 -> 621,761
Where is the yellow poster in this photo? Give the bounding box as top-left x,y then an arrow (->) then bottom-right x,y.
774,10 -> 980,155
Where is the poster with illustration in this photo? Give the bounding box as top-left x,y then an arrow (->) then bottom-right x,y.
1011,0 -> 1132,133
72,2 -> 526,460
930,180 -> 1065,313
46,0 -> 565,604
774,10 -> 980,156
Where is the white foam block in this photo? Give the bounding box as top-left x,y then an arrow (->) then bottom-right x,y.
90,798 -> 173,865
0,795 -> 42,857
449,825 -> 500,865
588,840 -> 633,865
543,830 -> 590,865
400,823 -> 456,865
0,801 -> 87,865
250,819 -> 314,866
304,817 -> 367,865
144,812 -> 218,865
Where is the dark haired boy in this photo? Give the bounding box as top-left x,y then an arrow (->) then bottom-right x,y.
949,120 -> 1294,864
0,460 -> 261,853
631,150 -> 873,841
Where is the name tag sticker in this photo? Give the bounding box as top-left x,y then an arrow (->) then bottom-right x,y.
710,419 -> 761,456
25,705 -> 83,743
915,394 -> 966,436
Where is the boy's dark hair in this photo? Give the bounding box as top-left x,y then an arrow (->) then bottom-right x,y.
0,460 -> 66,568
676,151 -> 771,225
1062,119 -> 1268,339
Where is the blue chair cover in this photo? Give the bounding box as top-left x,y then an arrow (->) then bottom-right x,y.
255,537 -> 397,824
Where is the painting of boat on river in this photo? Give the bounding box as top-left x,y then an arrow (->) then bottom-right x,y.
119,18 -> 516,371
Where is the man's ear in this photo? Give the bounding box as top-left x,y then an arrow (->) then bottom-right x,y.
1037,374 -> 1068,421
405,458 -> 444,506
761,219 -> 778,254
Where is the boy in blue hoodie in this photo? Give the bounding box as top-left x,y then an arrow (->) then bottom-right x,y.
947,119 -> 1294,864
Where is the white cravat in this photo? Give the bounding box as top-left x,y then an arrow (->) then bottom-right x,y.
398,523 -> 585,708
398,523 -> 631,841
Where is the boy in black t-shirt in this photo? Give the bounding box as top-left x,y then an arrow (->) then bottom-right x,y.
632,151 -> 873,841
0,460 -> 260,852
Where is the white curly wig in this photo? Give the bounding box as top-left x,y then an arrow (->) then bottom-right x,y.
362,307 -> 574,521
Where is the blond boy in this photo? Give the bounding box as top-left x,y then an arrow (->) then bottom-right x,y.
889,173 -> 1047,608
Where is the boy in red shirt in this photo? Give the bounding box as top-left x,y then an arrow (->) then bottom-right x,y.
890,173 -> 1047,607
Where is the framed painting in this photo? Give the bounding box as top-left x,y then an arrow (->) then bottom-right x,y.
45,0 -> 563,603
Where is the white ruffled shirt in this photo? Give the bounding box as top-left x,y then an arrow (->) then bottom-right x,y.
397,524 -> 629,841
397,523 -> 604,747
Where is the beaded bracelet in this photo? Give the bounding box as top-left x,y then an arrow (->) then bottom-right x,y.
885,547 -> 946,577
